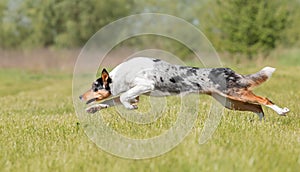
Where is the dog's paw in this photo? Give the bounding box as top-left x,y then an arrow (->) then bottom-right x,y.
132,104 -> 138,109
86,106 -> 99,113
278,107 -> 290,116
86,104 -> 109,113
125,104 -> 138,110
130,98 -> 139,103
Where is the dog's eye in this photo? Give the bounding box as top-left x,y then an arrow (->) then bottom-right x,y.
92,83 -> 98,89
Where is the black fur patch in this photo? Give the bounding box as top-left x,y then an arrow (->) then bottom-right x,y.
179,66 -> 188,69
153,59 -> 161,62
169,78 -> 176,83
94,77 -> 111,92
208,68 -> 243,92
160,77 -> 164,82
186,67 -> 198,76
192,82 -> 202,89
169,76 -> 183,83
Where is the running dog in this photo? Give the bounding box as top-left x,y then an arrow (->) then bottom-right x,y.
79,57 -> 289,120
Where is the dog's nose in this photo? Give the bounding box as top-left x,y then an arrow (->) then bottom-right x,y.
79,95 -> 83,101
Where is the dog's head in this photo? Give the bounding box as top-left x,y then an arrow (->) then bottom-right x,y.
79,69 -> 112,104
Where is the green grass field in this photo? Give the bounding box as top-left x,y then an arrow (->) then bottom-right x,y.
0,55 -> 300,172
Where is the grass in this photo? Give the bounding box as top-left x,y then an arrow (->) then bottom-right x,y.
0,55 -> 300,172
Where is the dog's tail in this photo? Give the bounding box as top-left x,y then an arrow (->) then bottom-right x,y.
243,67 -> 276,89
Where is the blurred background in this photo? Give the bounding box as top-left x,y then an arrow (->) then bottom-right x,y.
1,0 -> 299,71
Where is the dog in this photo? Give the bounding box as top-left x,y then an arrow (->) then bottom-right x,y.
79,57 -> 290,120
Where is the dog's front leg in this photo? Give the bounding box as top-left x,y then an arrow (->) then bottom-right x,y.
120,84 -> 154,110
86,104 -> 109,113
85,97 -> 121,113
85,96 -> 141,113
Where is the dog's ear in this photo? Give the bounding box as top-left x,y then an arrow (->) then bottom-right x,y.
101,68 -> 111,83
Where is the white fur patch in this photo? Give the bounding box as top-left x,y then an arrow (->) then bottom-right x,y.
266,104 -> 290,115
261,67 -> 276,78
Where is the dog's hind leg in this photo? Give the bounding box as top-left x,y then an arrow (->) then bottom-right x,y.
212,93 -> 265,120
120,84 -> 154,110
229,91 -> 289,116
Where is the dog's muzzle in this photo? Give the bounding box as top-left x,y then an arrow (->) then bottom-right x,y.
79,95 -> 98,105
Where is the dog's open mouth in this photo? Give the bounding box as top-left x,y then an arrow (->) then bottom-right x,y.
86,98 -> 98,105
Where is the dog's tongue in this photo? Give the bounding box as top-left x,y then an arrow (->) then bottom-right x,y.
86,98 -> 97,105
